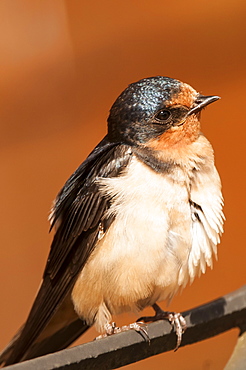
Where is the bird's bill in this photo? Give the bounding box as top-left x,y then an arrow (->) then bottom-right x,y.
188,95 -> 220,116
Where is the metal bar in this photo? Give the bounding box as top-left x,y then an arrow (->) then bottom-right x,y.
5,285 -> 246,370
224,330 -> 246,370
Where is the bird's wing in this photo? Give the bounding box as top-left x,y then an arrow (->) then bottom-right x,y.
1,136 -> 131,366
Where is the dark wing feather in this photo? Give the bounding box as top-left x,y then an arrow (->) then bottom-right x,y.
45,137 -> 130,278
1,137 -> 131,366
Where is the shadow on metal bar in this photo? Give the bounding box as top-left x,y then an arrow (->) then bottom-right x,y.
5,285 -> 246,370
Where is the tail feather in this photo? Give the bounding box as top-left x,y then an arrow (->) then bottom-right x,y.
0,293 -> 90,367
0,326 -> 23,367
0,320 -> 90,367
22,319 -> 90,361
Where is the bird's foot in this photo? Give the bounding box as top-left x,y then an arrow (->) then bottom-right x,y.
137,303 -> 186,351
96,321 -> 149,341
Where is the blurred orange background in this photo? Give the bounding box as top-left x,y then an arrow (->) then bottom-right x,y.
0,1 -> 245,369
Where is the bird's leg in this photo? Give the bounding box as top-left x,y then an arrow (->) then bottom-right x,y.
95,322 -> 119,339
137,303 -> 187,351
96,321 -> 149,340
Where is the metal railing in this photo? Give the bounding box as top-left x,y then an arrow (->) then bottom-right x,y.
5,285 -> 246,370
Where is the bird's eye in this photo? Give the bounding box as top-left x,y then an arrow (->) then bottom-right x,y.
155,109 -> 171,122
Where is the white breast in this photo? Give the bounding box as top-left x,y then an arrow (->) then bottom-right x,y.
72,141 -> 224,332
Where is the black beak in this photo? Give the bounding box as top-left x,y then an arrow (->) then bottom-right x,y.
187,95 -> 220,116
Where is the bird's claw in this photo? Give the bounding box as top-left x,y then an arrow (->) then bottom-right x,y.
95,321 -> 149,341
122,321 -> 149,342
95,322 -> 119,339
137,304 -> 187,351
166,312 -> 187,351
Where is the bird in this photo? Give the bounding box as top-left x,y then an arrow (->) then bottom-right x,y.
0,76 -> 224,366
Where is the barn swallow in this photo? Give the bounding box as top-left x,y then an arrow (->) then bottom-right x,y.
0,76 -> 224,366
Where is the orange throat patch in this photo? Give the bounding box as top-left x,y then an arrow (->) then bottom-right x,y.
147,115 -> 201,151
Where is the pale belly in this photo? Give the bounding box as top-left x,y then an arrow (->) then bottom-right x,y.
71,157 -> 193,332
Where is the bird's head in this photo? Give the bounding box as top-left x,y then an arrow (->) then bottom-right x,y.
108,76 -> 219,149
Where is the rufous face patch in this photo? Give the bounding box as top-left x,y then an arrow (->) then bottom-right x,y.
146,114 -> 201,151
167,83 -> 198,108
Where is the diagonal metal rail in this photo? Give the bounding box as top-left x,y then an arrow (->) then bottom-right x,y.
5,285 -> 246,370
